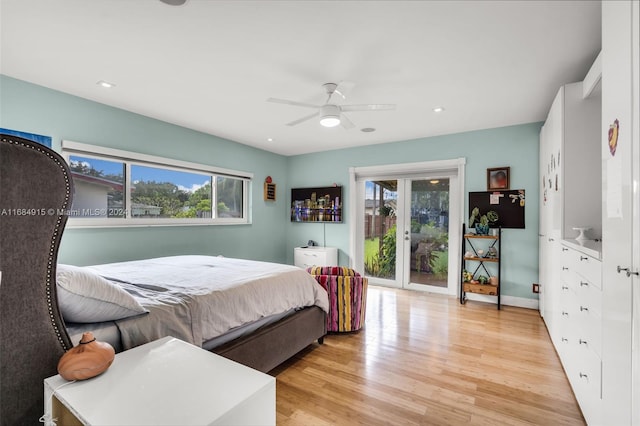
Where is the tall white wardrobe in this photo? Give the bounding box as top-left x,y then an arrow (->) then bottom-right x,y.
601,1 -> 640,425
539,1 -> 639,424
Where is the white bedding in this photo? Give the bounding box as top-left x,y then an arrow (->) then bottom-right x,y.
86,255 -> 329,350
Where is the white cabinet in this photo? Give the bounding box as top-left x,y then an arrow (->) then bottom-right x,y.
539,3 -> 640,424
539,80 -> 601,323
44,337 -> 276,425
538,38 -> 603,426
600,1 -> 640,424
294,246 -> 338,268
555,243 -> 603,425
540,82 -> 602,243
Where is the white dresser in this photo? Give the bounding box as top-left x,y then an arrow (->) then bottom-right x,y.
44,336 -> 275,425
556,241 -> 603,424
294,246 -> 338,268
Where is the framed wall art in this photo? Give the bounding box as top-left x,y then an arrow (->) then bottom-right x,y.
487,167 -> 510,190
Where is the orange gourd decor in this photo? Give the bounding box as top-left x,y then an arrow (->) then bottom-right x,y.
57,332 -> 115,381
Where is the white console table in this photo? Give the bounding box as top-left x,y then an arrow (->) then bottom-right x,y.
44,336 -> 275,425
294,246 -> 338,268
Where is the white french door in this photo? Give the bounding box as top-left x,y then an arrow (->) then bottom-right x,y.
350,159 -> 465,295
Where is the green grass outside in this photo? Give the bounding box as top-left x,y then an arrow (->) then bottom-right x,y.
365,237 -> 380,263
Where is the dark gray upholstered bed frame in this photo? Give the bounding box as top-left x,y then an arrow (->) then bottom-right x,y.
0,134 -> 326,425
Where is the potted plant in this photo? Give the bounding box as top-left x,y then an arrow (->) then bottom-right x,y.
469,207 -> 498,235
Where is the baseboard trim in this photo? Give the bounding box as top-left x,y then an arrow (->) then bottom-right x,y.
464,293 -> 539,310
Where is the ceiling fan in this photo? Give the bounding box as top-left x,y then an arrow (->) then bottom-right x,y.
267,83 -> 396,129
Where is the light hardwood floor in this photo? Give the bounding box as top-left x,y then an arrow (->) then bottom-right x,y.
272,286 -> 585,425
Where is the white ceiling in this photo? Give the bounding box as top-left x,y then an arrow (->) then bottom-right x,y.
0,0 -> 601,156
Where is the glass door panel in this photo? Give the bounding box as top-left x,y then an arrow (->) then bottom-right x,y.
363,180 -> 398,281
408,179 -> 450,287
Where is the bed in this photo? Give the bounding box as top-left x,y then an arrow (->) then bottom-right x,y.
59,255 -> 329,370
0,133 -> 327,424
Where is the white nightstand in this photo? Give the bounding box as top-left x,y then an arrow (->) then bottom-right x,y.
294,246 -> 338,268
44,337 -> 275,425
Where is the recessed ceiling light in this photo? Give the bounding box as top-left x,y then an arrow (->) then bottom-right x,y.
267,138 -> 273,142
97,80 -> 115,89
433,107 -> 445,113
361,127 -> 376,133
159,0 -> 187,5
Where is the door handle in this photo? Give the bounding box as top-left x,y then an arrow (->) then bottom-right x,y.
617,266 -> 639,277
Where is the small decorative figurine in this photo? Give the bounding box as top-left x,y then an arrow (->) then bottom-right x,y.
57,332 -> 115,381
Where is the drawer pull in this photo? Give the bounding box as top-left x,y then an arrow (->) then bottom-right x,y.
580,281 -> 589,287
562,286 -> 569,290
549,238 -> 555,242
618,266 -> 630,274
562,247 -> 568,252
562,267 -> 569,271
580,306 -> 588,312
562,311 -> 569,316
627,270 -> 639,277
579,339 -> 588,345
579,372 -> 588,380
561,337 -> 568,342
580,256 -> 589,261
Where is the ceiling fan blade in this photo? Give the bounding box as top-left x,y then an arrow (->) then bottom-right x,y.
340,113 -> 355,129
334,81 -> 356,100
267,97 -> 321,109
287,112 -> 319,126
341,104 -> 396,112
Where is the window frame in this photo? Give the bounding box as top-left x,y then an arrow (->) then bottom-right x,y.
62,140 -> 252,228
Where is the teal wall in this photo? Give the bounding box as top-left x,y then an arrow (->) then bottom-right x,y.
285,123 -> 542,300
0,75 -> 289,265
1,75 -> 541,300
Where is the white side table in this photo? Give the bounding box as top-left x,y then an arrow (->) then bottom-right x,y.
44,336 -> 275,425
294,246 -> 338,268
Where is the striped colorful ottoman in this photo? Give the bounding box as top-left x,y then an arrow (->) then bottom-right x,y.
307,266 -> 368,332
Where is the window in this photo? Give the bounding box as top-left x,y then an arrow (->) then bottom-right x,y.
68,155 -> 125,218
216,176 -> 243,218
62,141 -> 251,227
130,164 -> 211,219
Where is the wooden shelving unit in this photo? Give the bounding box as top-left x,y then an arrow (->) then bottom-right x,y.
460,224 -> 502,309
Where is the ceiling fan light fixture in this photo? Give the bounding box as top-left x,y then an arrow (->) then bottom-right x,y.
320,116 -> 340,128
319,104 -> 341,128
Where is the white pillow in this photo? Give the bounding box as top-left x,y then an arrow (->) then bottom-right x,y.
56,264 -> 148,323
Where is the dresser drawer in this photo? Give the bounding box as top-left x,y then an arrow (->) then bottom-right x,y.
554,298 -> 576,359
575,276 -> 602,317
293,247 -> 338,268
574,254 -> 602,289
559,261 -> 573,285
575,308 -> 602,358
562,248 -> 602,287
570,346 -> 602,424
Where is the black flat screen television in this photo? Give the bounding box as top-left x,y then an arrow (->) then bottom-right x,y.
291,186 -> 342,223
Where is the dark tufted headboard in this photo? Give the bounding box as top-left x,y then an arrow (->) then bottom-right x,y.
0,134 -> 74,425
